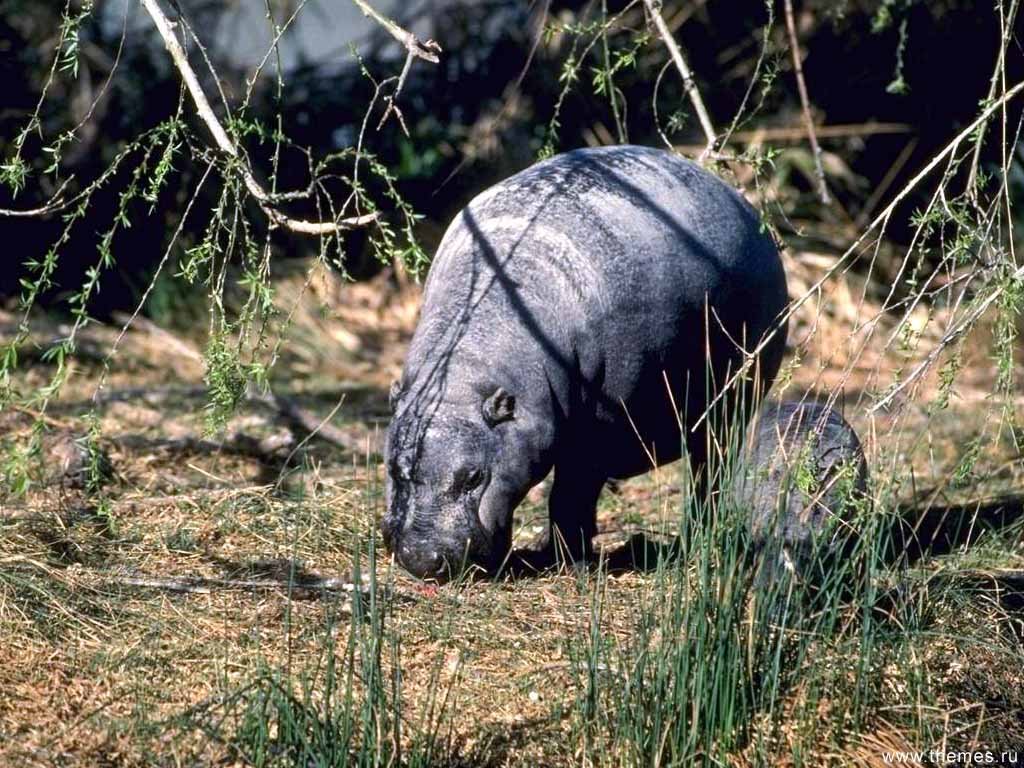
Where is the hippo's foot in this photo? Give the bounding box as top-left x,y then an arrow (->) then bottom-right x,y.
516,464 -> 602,576
507,536 -> 593,577
604,533 -> 683,573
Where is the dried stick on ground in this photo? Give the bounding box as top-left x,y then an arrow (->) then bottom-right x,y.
110,573 -> 363,595
139,0 -> 378,235
783,0 -> 830,205
642,0 -> 716,158
110,430 -> 295,463
253,391 -> 374,456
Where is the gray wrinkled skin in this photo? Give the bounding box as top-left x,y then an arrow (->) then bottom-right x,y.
383,145 -> 789,580
734,401 -> 870,590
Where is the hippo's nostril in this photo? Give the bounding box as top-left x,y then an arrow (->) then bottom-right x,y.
399,543 -> 445,580
427,551 -> 441,573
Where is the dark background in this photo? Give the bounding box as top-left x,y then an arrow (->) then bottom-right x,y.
1,0 -> 1021,317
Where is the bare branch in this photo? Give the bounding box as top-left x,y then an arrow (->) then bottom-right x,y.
377,52 -> 414,134
263,208 -> 378,233
966,0 -> 1019,197
691,79 -> 1024,432
138,0 -> 376,234
0,178 -> 74,217
350,0 -> 442,63
783,0 -> 830,205
642,0 -> 716,157
350,0 -> 442,134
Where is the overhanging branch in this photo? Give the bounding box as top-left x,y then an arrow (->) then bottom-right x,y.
350,0 -> 442,134
350,0 -> 442,64
642,0 -> 716,158
139,0 -> 378,234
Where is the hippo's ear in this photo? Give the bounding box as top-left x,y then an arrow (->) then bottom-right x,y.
389,379 -> 403,412
482,387 -> 515,426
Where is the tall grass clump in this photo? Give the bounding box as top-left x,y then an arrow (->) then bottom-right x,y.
567,387 -> 902,766
171,532 -> 462,767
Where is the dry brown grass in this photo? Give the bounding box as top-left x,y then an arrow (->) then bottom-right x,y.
1,251 -> 1023,766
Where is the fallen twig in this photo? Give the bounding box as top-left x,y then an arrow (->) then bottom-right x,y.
110,313 -> 204,365
709,121 -> 911,143
252,391 -> 376,456
46,383 -> 377,456
855,137 -> 918,227
673,122 -> 914,157
49,386 -> 208,413
110,573 -> 364,596
110,429 -> 295,462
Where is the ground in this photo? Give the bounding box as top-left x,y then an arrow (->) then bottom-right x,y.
1,252 -> 1023,767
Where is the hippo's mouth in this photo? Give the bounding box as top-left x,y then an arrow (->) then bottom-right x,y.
396,541 -> 451,581
382,522 -> 507,582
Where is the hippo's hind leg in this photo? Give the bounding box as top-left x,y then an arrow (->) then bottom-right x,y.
547,462 -> 604,564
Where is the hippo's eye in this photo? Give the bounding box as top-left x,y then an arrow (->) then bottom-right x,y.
455,467 -> 485,493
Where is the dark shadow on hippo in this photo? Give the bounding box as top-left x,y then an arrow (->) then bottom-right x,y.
381,145 -> 790,582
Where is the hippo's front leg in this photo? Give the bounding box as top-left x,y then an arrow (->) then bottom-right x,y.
546,462 -> 604,564
512,464 -> 603,573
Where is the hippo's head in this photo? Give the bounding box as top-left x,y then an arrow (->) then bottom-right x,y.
382,381 -> 533,581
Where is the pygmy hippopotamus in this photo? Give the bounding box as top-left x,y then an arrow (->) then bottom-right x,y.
383,145 -> 789,580
734,400 -> 870,593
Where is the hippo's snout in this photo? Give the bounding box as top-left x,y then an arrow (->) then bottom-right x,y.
380,502 -> 483,581
383,415 -> 512,580
386,528 -> 475,582
397,542 -> 447,581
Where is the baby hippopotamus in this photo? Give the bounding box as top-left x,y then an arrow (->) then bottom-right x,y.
734,400 -> 870,593
383,145 -> 789,580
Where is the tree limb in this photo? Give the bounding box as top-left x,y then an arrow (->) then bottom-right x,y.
966,0 -> 1019,198
138,0 -> 378,234
642,0 -> 716,157
350,0 -> 442,134
0,178 -> 75,217
350,0 -> 442,64
783,0 -> 830,204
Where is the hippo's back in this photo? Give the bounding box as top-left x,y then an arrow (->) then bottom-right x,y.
411,146 -> 788,476
425,146 -> 782,325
